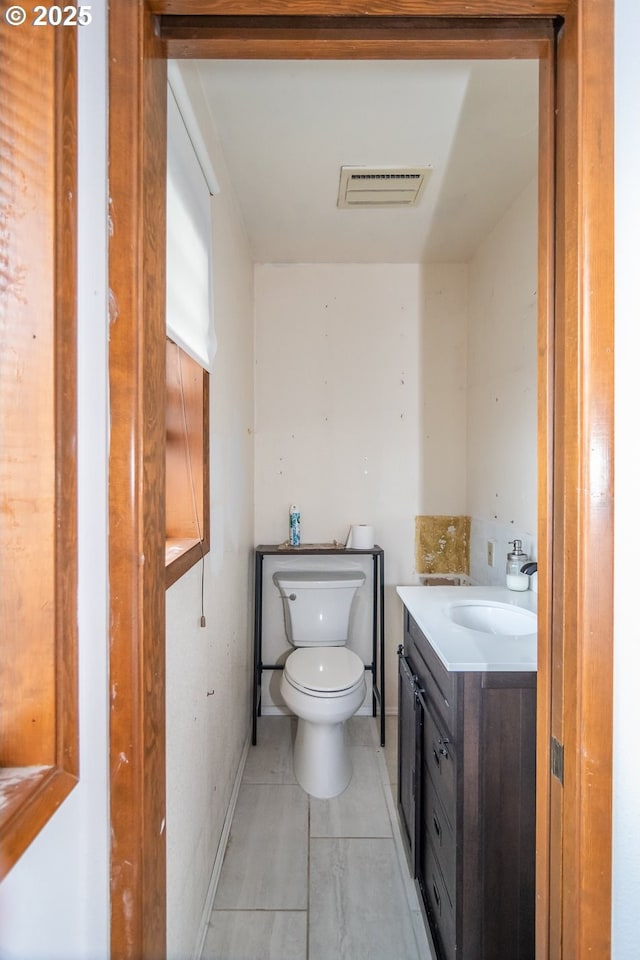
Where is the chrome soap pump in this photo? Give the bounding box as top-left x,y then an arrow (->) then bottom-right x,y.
506,540 -> 529,591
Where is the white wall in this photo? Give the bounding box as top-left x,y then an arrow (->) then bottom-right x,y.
165,83 -> 255,959
254,263 -> 423,556
420,265 -> 468,516
612,0 -> 640,955
0,11 -> 110,959
466,179 -> 538,583
254,263 -> 467,711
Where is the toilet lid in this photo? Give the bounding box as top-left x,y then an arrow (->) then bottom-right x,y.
284,647 -> 364,694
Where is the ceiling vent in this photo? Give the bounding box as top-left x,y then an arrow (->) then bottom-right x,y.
337,165 -> 431,208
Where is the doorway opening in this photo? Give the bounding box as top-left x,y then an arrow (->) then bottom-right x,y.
108,7 -> 613,959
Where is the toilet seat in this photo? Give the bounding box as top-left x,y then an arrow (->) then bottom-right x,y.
284,647 -> 364,697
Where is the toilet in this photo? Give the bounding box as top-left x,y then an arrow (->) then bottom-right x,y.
273,570 -> 366,799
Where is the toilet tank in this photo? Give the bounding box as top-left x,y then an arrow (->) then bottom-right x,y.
273,570 -> 365,647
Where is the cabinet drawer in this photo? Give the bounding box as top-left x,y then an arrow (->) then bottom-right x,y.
424,838 -> 456,960
424,706 -> 456,816
406,613 -> 457,736
424,771 -> 456,905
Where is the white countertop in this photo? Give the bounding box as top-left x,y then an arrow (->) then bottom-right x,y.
396,585 -> 537,672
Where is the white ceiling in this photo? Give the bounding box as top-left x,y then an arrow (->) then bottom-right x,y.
177,58 -> 538,264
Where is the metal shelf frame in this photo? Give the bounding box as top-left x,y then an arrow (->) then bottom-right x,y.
252,543 -> 386,747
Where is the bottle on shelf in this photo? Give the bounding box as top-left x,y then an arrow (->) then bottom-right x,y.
289,504 -> 301,547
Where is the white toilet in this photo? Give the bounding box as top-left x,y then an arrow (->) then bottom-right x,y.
273,570 -> 366,799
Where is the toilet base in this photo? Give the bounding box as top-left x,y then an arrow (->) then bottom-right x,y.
293,718 -> 352,799
280,667 -> 365,799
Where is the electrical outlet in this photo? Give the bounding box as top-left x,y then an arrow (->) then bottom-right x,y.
487,540 -> 495,567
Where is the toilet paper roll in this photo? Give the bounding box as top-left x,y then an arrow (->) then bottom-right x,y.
346,524 -> 375,550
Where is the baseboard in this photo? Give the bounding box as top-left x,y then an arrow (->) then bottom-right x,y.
191,731 -> 251,960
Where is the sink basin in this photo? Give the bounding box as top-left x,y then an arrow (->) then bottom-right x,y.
447,601 -> 536,636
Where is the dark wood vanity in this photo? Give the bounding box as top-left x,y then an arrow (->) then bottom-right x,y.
398,607 -> 536,960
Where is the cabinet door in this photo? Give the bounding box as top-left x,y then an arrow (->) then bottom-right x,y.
397,648 -> 421,874
416,691 -> 458,960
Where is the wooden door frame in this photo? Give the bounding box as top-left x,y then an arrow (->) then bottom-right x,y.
108,2 -> 613,958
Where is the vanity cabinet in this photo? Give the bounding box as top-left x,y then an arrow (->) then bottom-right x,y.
398,609 -> 536,960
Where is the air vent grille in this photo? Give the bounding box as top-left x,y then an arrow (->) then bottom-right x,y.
338,165 -> 431,208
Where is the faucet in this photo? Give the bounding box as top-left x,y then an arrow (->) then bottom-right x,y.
520,561 -> 537,575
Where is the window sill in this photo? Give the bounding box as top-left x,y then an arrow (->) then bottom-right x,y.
165,537 -> 209,589
0,766 -> 78,880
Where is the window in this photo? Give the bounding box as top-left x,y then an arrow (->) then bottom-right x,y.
165,339 -> 210,587
164,67 -> 216,588
0,29 -> 78,877
166,73 -> 217,372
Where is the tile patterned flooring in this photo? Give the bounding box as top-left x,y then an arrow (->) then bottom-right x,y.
202,715 -> 434,960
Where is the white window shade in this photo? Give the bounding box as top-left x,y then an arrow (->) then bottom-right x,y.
166,86 -> 216,371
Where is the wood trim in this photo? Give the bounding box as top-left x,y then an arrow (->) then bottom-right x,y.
160,16 -> 556,59
108,3 -> 167,957
549,11 -> 571,954
552,2 -> 614,957
0,26 -> 78,879
166,541 -> 204,587
151,0 -> 571,15
0,769 -> 78,879
55,24 -> 80,789
535,42 -> 557,960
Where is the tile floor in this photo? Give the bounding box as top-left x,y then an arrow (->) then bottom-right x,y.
202,715 -> 434,960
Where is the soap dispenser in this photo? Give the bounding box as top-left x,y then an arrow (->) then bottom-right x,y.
506,540 -> 529,591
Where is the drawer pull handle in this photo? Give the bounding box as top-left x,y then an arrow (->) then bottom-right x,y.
433,737 -> 449,766
433,813 -> 441,841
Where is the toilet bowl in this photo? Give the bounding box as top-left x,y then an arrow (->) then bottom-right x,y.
273,570 -> 366,799
281,646 -> 366,798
